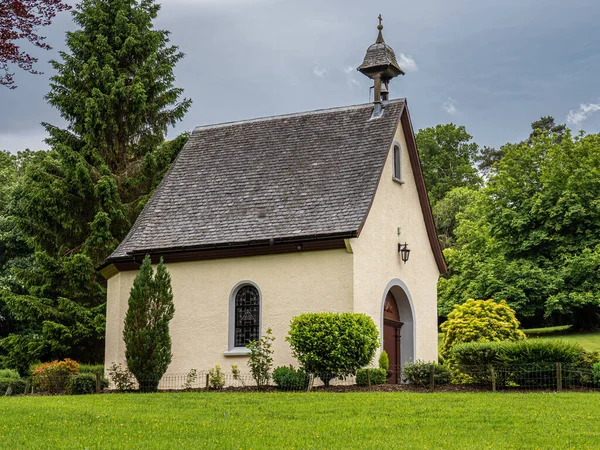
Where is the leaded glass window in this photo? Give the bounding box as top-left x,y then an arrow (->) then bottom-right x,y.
234,285 -> 260,347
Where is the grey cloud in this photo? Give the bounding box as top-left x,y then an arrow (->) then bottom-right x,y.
2,0 -> 600,153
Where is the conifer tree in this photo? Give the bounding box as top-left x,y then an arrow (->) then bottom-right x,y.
123,255 -> 174,392
0,0 -> 190,370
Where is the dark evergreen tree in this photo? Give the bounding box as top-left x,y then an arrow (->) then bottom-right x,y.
123,255 -> 174,392
0,0 -> 190,370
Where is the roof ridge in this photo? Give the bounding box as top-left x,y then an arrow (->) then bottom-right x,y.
193,98 -> 406,132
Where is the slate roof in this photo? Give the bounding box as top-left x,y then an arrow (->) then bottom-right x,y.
107,99 -> 406,261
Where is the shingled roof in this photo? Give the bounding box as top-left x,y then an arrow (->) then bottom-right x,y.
106,99 -> 447,273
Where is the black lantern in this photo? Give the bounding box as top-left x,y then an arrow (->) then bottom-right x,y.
398,242 -> 410,263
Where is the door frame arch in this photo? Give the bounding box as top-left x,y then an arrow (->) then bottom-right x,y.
380,278 -> 416,372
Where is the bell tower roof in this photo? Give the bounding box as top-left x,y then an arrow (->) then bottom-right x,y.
357,15 -> 405,80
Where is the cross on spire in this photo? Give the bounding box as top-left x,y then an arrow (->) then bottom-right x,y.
376,14 -> 384,43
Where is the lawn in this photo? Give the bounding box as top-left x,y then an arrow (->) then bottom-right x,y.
1,391 -> 599,449
524,326 -> 600,353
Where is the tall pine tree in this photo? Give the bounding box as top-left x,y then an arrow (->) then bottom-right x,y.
1,0 -> 190,372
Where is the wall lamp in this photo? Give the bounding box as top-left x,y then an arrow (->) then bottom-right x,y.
398,242 -> 410,263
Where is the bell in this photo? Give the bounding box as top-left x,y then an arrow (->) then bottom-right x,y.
380,81 -> 389,101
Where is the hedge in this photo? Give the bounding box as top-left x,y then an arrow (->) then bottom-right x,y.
402,361 -> 452,387
451,340 -> 592,387
272,366 -> 309,391
0,379 -> 27,396
356,368 -> 386,386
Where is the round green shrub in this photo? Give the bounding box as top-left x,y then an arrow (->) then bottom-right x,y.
441,299 -> 525,361
272,366 -> 309,391
402,361 -> 451,386
286,312 -> 380,385
68,373 -> 97,395
356,368 -> 387,386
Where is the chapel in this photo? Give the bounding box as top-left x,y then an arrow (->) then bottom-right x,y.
101,17 -> 446,383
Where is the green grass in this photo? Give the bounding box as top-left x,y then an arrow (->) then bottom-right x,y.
1,391 -> 599,449
528,331 -> 600,353
439,326 -> 600,353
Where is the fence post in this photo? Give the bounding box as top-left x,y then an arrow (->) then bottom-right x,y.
95,372 -> 101,394
205,373 -> 209,389
366,368 -> 371,387
24,380 -> 30,396
429,364 -> 435,392
556,363 -> 562,392
490,365 -> 496,392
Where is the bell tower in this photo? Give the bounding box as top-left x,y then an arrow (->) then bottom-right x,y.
358,15 -> 404,116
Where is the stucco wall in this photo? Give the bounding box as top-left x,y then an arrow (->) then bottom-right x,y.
104,250 -> 353,374
350,118 -> 440,363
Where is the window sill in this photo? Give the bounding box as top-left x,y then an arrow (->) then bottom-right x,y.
393,177 -> 405,185
223,348 -> 251,356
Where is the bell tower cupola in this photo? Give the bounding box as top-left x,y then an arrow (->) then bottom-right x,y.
358,15 -> 404,115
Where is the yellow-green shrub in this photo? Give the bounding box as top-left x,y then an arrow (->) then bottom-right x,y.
440,299 -> 525,361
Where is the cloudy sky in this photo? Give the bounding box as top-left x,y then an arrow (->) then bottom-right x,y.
1,0 -> 600,153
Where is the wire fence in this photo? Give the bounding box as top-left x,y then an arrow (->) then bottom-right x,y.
4,363 -> 600,396
453,363 -> 600,392
108,371 -> 359,392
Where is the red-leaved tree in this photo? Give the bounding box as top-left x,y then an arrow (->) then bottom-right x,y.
0,0 -> 70,89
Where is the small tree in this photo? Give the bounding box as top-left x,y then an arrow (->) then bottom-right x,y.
440,299 -> 525,362
286,313 -> 379,386
247,328 -> 274,389
123,255 -> 175,392
378,350 -> 389,371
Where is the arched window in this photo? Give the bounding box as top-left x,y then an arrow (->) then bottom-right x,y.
393,143 -> 402,181
231,283 -> 261,349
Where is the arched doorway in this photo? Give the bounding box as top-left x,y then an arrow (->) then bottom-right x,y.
383,292 -> 403,383
381,279 -> 415,384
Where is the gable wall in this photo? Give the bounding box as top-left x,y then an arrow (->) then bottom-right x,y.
104,249 -> 354,374
349,117 -> 440,362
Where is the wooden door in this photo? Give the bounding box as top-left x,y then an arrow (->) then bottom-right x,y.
383,292 -> 403,384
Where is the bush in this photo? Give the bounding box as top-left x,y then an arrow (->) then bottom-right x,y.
356,368 -> 387,386
107,363 -> 136,392
247,329 -> 274,389
578,351 -> 600,385
0,378 -> 27,396
0,369 -> 20,379
440,299 -> 525,363
286,312 -> 380,386
378,351 -> 389,371
31,359 -> 79,394
123,256 -> 175,393
452,340 -> 587,387
593,363 -> 600,386
402,361 -> 452,387
68,374 -> 97,395
272,366 -> 309,391
208,365 -> 225,390
182,369 -> 198,390
79,364 -> 104,374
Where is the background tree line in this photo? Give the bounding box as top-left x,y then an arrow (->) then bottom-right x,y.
417,118 -> 600,331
